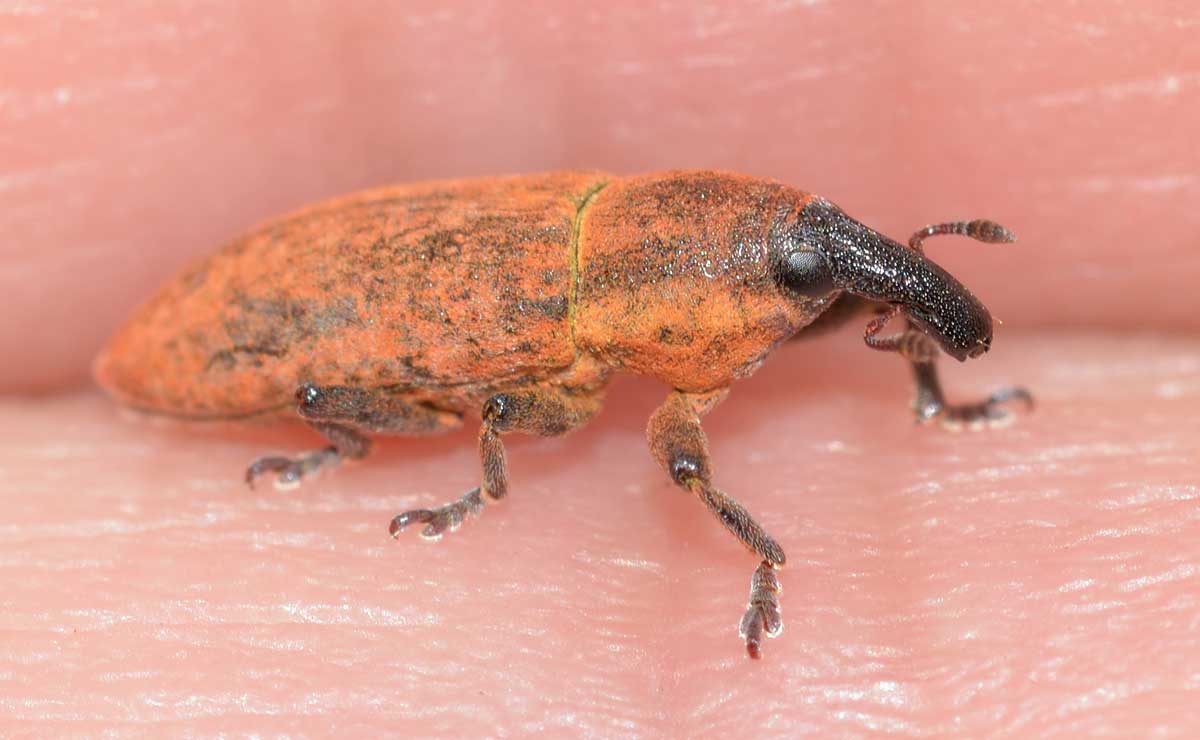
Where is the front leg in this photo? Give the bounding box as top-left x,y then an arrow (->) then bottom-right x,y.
864,306 -> 1033,427
647,390 -> 786,659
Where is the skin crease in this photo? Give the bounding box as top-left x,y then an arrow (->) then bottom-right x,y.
1,1 -> 1199,737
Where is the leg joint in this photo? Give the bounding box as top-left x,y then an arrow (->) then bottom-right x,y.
481,393 -> 511,429
669,453 -> 708,486
482,388 -> 600,436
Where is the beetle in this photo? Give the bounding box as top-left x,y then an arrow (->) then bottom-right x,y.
94,170 -> 1031,658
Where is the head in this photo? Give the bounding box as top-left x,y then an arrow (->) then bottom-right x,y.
773,198 -> 995,361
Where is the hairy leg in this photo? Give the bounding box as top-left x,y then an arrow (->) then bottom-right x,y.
389,385 -> 604,540
647,389 -> 786,659
245,383 -> 463,489
863,306 -> 1034,427
797,295 -> 1033,427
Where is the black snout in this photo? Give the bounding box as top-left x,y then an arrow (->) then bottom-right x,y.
782,199 -> 994,361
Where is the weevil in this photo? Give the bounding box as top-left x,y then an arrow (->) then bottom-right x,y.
95,171 -> 1032,658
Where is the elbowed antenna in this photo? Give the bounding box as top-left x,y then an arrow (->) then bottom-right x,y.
909,219 -> 1016,253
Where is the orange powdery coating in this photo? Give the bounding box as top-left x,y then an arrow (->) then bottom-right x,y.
95,172 -> 610,419
90,169 -> 1026,664
575,171 -> 820,392
95,170 -> 828,421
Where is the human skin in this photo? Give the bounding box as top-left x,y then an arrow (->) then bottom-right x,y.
2,2 -> 1199,737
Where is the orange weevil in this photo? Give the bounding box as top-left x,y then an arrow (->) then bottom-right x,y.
95,171 -> 1031,658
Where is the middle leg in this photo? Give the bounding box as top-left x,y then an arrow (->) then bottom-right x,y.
389,384 -> 604,540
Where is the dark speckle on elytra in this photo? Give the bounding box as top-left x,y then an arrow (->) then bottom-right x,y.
657,325 -> 694,346
206,343 -> 286,371
514,295 -> 568,320
417,230 -> 464,261
399,355 -> 435,380
211,293 -> 365,372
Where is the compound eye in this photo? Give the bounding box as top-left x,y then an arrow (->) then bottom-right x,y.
782,249 -> 835,299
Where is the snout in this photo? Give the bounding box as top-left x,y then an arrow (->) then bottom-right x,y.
903,303 -> 993,362
969,335 -> 991,358
786,199 -> 998,363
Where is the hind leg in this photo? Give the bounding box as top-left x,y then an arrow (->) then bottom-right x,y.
245,383 -> 463,490
389,385 -> 604,540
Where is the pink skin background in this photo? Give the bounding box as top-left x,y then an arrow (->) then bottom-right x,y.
2,1 -> 1199,736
